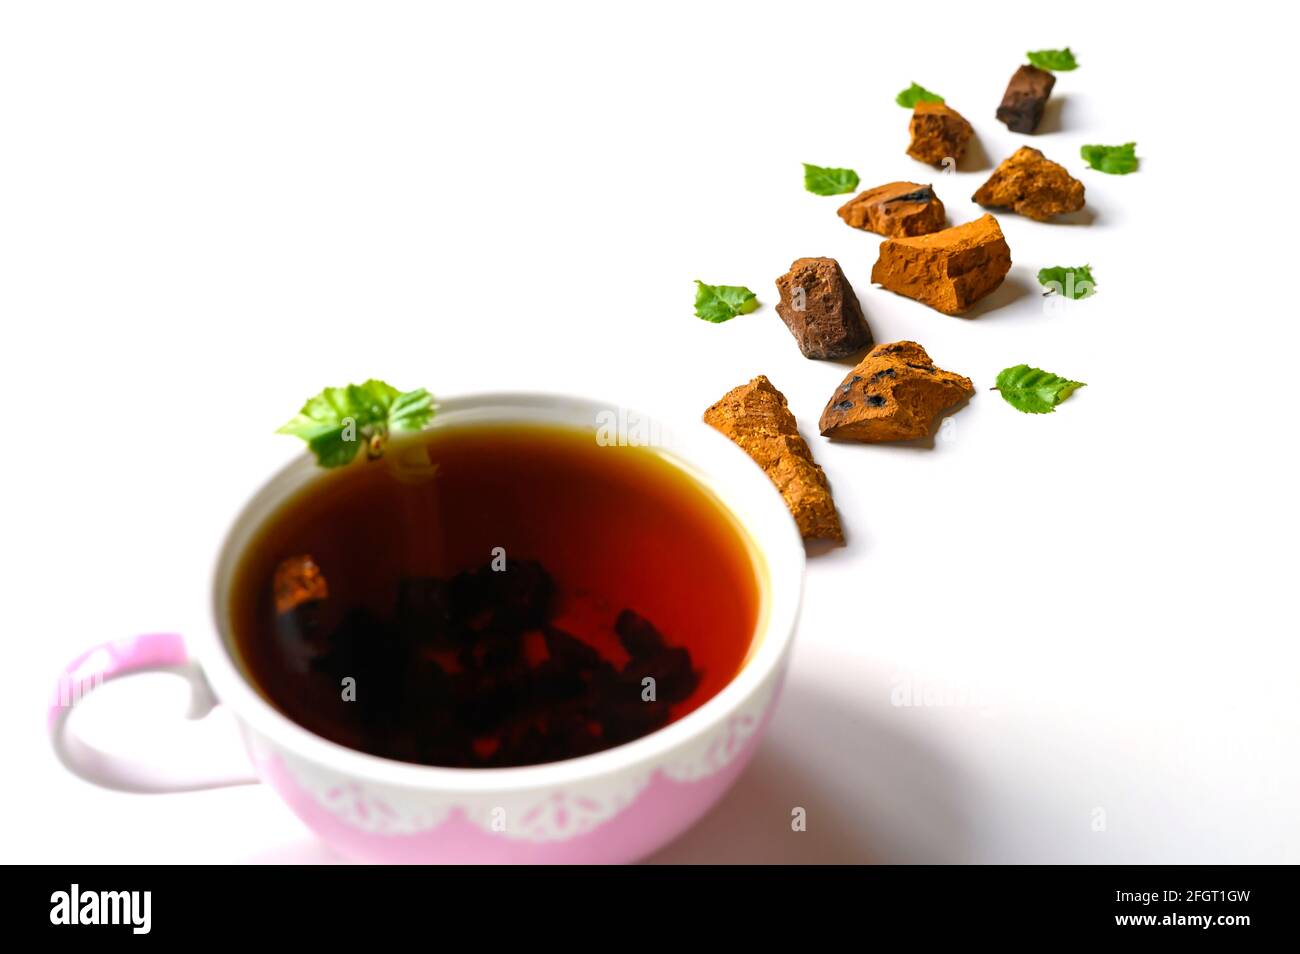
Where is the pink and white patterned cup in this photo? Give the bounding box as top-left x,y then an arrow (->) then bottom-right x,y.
48,393 -> 805,863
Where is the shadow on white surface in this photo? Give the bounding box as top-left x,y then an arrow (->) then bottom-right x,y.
1050,205 -> 1097,227
646,678 -> 973,863
960,272 -> 1035,319
1036,95 -> 1066,135
242,838 -> 347,865
956,134 -> 991,173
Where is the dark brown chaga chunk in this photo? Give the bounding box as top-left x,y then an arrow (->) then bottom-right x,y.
447,559 -> 555,636
615,609 -> 666,658
624,647 -> 699,704
601,697 -> 672,745
997,65 -> 1056,133
395,576 -> 452,642
837,182 -> 946,237
543,625 -> 604,669
907,101 -> 973,166
774,257 -> 873,359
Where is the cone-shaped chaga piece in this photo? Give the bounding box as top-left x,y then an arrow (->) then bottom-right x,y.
704,376 -> 842,542
997,65 -> 1056,133
819,342 -> 974,442
907,102 -> 973,166
972,147 -> 1084,221
870,213 -> 1011,315
774,257 -> 873,360
837,182 -> 946,238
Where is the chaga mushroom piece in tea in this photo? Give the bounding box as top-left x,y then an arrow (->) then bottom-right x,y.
228,424 -> 762,768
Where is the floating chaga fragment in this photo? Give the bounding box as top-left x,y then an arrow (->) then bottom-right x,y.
906,101 -> 973,166
703,376 -> 843,542
996,65 -> 1056,133
837,182 -> 946,238
273,554 -> 329,614
819,341 -> 974,442
774,257 -> 873,360
972,146 -> 1085,221
870,213 -> 1011,315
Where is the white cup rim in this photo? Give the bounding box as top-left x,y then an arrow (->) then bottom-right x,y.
198,390 -> 805,794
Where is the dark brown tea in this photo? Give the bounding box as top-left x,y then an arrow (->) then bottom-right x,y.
228,423 -> 763,767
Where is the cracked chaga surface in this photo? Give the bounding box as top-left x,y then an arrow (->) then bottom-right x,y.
972,146 -> 1085,221
819,341 -> 974,442
906,101 -> 973,166
838,182 -> 946,237
703,376 -> 843,542
997,65 -> 1056,133
774,257 -> 873,359
869,213 -> 1011,315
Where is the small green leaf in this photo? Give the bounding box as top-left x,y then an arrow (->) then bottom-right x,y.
994,365 -> 1086,414
278,379 -> 436,467
388,388 -> 435,431
896,83 -> 944,108
803,163 -> 860,196
1037,265 -> 1096,300
305,427 -> 364,469
1080,142 -> 1138,174
1027,48 -> 1078,71
694,280 -> 758,323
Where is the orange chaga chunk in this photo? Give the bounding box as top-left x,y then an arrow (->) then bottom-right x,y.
907,102 -> 973,166
819,341 -> 974,442
704,375 -> 843,542
838,181 -> 946,238
870,213 -> 1011,315
972,146 -> 1085,221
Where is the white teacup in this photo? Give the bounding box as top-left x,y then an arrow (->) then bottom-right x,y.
49,392 -> 805,863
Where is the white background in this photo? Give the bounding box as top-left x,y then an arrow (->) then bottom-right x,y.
2,1 -> 1297,863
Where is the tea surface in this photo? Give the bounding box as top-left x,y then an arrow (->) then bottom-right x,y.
228,423 -> 763,767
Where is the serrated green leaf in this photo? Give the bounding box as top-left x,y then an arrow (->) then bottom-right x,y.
389,388 -> 435,431
278,379 -> 436,467
1080,142 -> 1138,174
896,82 -> 944,108
1037,265 -> 1096,300
305,426 -> 363,468
1027,48 -> 1078,71
803,163 -> 860,196
694,280 -> 758,323
995,365 -> 1086,414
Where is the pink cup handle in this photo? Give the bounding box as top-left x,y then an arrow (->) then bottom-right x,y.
48,632 -> 258,793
